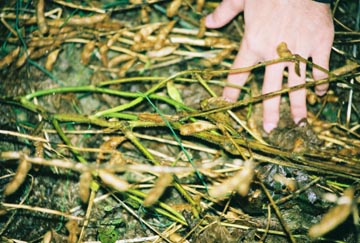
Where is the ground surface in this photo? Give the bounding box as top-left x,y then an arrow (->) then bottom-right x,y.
0,1 -> 359,243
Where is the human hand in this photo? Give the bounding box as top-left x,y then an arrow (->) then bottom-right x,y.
205,0 -> 334,133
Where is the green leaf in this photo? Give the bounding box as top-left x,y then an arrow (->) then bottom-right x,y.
167,81 -> 183,104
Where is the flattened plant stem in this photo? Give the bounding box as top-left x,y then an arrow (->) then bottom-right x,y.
258,179 -> 296,243
93,69 -> 200,117
51,119 -> 87,164
118,120 -> 201,218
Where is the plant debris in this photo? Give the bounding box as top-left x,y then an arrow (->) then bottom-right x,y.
0,1 -> 359,243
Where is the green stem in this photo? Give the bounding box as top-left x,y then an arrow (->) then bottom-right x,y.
52,119 -> 87,164
93,70 -> 199,117
128,189 -> 187,225
23,85 -> 194,113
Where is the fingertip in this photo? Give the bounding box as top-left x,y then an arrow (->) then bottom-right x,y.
222,87 -> 240,102
205,14 -> 216,28
263,122 -> 277,133
205,0 -> 244,29
315,85 -> 328,96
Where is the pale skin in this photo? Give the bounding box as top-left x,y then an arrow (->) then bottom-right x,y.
206,0 -> 334,133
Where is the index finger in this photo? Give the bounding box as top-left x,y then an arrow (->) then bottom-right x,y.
205,0 -> 245,28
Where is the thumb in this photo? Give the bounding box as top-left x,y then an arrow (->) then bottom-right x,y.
205,0 -> 245,28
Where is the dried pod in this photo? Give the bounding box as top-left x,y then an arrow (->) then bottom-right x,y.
131,41 -> 154,52
236,159 -> 255,196
204,37 -> 231,47
325,93 -> 339,103
196,0 -> 205,12
99,44 -> 109,67
45,48 -> 61,71
272,173 -> 297,192
306,90 -> 318,105
98,170 -> 130,192
27,38 -> 54,47
79,171 -> 92,203
36,0 -> 48,35
4,156 -> 32,196
167,0 -> 182,17
143,173 -> 173,207
207,48 -> 233,65
138,113 -> 178,123
109,152 -> 125,166
67,14 -> 108,26
34,141 -> 44,158
65,220 -> 80,243
29,41 -> 62,59
147,45 -> 177,58
118,58 -> 136,77
106,32 -> 121,48
180,120 -> 217,135
16,47 -> 35,68
95,21 -> 123,31
97,136 -> 127,163
81,41 -> 96,65
209,159 -> 254,198
292,138 -> 306,153
134,23 -> 161,42
140,6 -> 150,24
42,231 -> 53,243
47,26 -> 73,35
108,54 -> 133,68
0,47 -> 20,69
308,188 -> 354,238
56,30 -> 78,40
197,17 -> 206,38
169,232 -> 188,243
276,42 -> 292,58
0,205 -> 7,216
155,20 -> 176,50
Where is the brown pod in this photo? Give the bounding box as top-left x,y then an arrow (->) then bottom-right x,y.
4,157 -> 32,196
45,48 -> 61,71
81,41 -> 96,65
0,47 -> 20,69
167,0 -> 182,17
98,170 -> 130,192
79,171 -> 92,203
143,173 -> 173,207
36,0 -> 49,35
